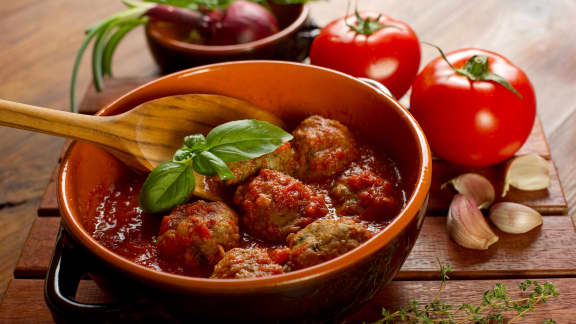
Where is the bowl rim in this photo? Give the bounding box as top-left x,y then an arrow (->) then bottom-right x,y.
145,4 -> 309,55
58,60 -> 432,293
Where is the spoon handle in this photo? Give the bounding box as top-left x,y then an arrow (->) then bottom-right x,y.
0,99 -> 119,149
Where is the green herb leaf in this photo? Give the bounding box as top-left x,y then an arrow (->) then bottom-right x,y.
195,151 -> 235,180
192,152 -> 215,176
206,119 -> 293,162
173,149 -> 195,162
184,134 -> 208,151
367,260 -> 559,323
139,161 -> 195,213
140,119 -> 291,212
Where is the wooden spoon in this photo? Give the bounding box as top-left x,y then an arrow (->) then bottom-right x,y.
0,94 -> 285,200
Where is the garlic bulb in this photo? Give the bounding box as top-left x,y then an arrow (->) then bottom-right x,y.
489,202 -> 543,234
502,154 -> 551,197
447,194 -> 499,250
443,173 -> 495,209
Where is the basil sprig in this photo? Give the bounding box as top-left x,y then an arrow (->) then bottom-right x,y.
139,119 -> 293,213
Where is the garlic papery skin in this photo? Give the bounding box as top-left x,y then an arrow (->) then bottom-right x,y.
443,173 -> 495,209
502,154 -> 551,197
447,194 -> 499,250
489,202 -> 543,234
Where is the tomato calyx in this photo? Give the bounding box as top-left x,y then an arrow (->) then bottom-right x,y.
345,10 -> 398,36
423,42 -> 522,98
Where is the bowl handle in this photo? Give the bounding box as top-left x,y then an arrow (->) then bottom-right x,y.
357,78 -> 395,99
44,227 -> 148,323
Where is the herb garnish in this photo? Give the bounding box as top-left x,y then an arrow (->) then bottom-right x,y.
369,258 -> 559,323
138,119 -> 292,213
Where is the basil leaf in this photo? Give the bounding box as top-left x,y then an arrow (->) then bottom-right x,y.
173,149 -> 195,162
192,153 -> 216,176
139,161 -> 195,213
206,120 -> 293,162
195,151 -> 235,180
183,134 -> 207,151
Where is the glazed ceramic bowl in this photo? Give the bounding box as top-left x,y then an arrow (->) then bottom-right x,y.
145,3 -> 317,73
50,61 -> 431,322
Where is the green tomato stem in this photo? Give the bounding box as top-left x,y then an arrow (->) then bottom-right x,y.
422,42 -> 523,99
346,9 -> 398,36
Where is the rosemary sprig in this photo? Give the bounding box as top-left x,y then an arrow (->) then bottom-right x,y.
369,260 -> 559,324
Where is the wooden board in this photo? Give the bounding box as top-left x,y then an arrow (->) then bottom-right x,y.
1,278 -> 574,323
427,157 -> 566,215
15,215 -> 576,280
14,217 -> 60,278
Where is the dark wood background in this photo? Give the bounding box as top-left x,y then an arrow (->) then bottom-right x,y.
0,0 -> 575,319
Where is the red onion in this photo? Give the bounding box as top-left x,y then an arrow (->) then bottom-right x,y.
146,1 -> 279,46
207,1 -> 280,45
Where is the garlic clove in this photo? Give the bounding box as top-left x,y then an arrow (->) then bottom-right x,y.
502,154 -> 551,197
447,194 -> 499,250
489,202 -> 543,234
443,173 -> 495,209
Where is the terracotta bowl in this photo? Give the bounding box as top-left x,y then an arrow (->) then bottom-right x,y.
145,3 -> 316,74
50,61 -> 431,322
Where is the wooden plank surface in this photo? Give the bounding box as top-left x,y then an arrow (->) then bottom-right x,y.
1,278 -> 573,323
16,215 -> 576,280
14,217 -> 60,278
399,215 -> 576,280
550,109 -> 576,226
347,278 -> 576,323
428,158 -> 566,215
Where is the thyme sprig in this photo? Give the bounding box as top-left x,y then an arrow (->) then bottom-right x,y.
369,259 -> 559,324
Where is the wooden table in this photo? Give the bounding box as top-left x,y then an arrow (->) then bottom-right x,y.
1,0 -> 575,322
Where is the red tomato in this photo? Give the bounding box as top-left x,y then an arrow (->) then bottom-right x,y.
410,48 -> 536,166
310,12 -> 420,99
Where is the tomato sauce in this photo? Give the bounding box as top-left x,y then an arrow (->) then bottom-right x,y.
85,143 -> 405,277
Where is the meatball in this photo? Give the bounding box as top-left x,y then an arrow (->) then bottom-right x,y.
210,247 -> 288,279
157,201 -> 240,268
332,169 -> 400,220
234,169 -> 328,243
225,142 -> 298,185
292,115 -> 359,180
287,218 -> 373,270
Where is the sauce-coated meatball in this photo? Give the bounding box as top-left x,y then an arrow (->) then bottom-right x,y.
332,169 -> 400,220
287,218 -> 372,269
292,115 -> 359,180
157,201 -> 240,268
225,142 -> 298,185
234,169 -> 329,243
210,247 -> 288,279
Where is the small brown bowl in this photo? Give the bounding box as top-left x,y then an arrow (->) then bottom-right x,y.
145,3 -> 317,74
48,61 -> 431,322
